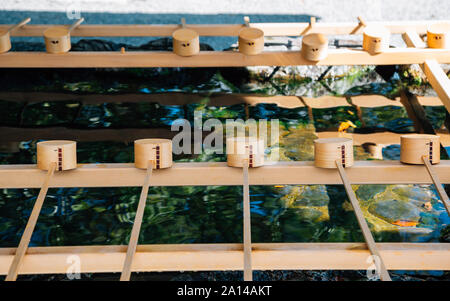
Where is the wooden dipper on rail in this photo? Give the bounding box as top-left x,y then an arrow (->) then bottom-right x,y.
6,140 -> 77,281
120,138 -> 173,281
238,16 -> 264,55
226,136 -> 264,168
400,134 -> 440,165
44,18 -> 84,54
301,33 -> 328,61
37,140 -> 77,171
362,25 -> 390,54
0,18 -> 31,54
427,23 -> 449,49
313,137 -> 391,281
314,138 -> 353,168
134,138 -> 173,169
172,18 -> 200,57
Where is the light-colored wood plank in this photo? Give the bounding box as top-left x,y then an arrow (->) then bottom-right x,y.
423,59 -> 450,113
1,49 -> 450,68
1,161 -> 450,189
120,162 -> 153,281
402,31 -> 427,49
422,156 -> 450,216
402,33 -> 450,114
2,21 -> 449,37
242,162 -> 252,281
5,162 -> 55,281
335,160 -> 391,281
0,243 -> 448,275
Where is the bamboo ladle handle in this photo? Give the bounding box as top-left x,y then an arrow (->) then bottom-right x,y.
120,160 -> 154,281
422,156 -> 450,216
335,160 -> 391,281
68,18 -> 85,33
8,17 -> 31,33
5,162 -> 56,281
242,159 -> 252,281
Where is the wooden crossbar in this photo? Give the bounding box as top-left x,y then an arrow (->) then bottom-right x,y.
1,161 -> 450,189
0,243 -> 448,275
402,32 -> 450,114
0,49 -> 450,68
423,59 -> 450,114
1,21 -> 449,37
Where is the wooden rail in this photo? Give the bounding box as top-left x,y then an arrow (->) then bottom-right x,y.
0,243 -> 448,275
2,21 -> 450,37
1,161 -> 450,189
1,49 -> 450,68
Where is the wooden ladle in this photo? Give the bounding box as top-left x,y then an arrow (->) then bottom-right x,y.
44,18 -> 84,54
0,18 -> 31,54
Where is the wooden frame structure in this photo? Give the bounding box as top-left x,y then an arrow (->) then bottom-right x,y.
0,161 -> 450,277
0,18 -> 450,280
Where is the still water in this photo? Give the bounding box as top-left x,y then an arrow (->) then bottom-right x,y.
0,63 -> 449,249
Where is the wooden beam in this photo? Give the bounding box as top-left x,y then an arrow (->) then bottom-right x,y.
2,21 -> 449,37
1,161 -> 450,189
0,243 -> 448,275
402,32 -> 450,114
1,49 -> 450,68
424,59 -> 450,113
402,30 -> 427,49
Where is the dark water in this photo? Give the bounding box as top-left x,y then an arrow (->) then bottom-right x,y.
0,63 -> 449,252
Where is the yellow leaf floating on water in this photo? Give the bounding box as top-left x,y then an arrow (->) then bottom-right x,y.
392,220 -> 418,227
338,120 -> 357,133
274,185 -> 285,188
347,110 -> 354,115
